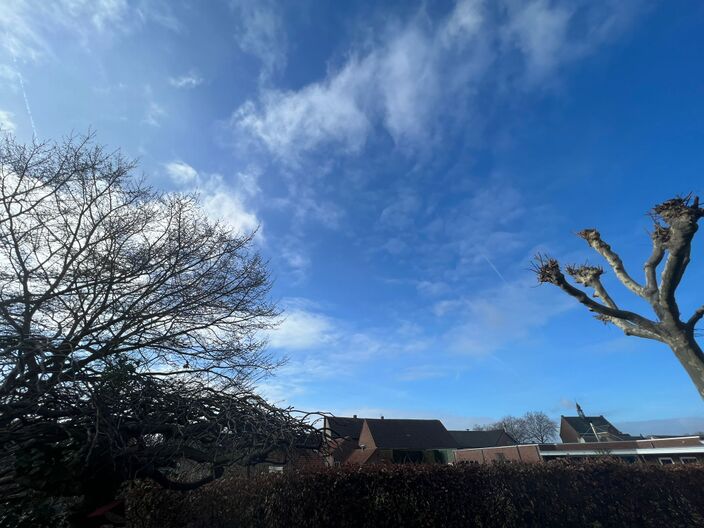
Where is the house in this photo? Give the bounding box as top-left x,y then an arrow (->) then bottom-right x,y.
560,403 -> 642,443
324,415 -> 365,465
325,416 -> 457,465
449,429 -> 517,449
455,405 -> 704,465
454,435 -> 704,465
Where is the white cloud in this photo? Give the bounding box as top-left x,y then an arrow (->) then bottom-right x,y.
143,101 -> 166,127
233,56 -> 374,159
79,0 -> 129,31
440,275 -> 575,356
0,110 -> 16,134
268,308 -> 337,350
164,160 -> 261,236
164,161 -> 198,185
416,280 -> 449,297
256,357 -> 336,403
199,181 -> 260,235
1,0 -> 185,62
502,0 -> 571,84
230,0 -> 287,78
442,0 -> 484,42
279,241 -> 311,282
1,0 -> 130,59
169,71 -> 204,89
501,0 -> 643,85
231,0 -> 642,160
0,65 -> 18,91
256,298 -> 442,403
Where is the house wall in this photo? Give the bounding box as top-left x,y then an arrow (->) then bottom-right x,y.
328,438 -> 360,465
288,448 -> 327,470
636,437 -> 702,449
357,421 -> 377,451
559,418 -> 580,443
454,445 -> 542,464
517,445 -> 543,462
454,449 -> 485,463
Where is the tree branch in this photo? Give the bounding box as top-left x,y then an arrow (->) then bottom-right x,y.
565,263 -> 664,342
687,306 -> 704,331
653,196 -> 703,321
644,224 -> 667,296
533,256 -> 661,339
577,229 -> 645,297
599,316 -> 665,341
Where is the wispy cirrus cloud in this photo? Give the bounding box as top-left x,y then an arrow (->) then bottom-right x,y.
231,0 -> 642,161
143,101 -> 166,127
229,0 -> 287,79
1,0 -> 183,60
1,0 -> 129,59
169,71 -> 204,89
438,274 -> 575,356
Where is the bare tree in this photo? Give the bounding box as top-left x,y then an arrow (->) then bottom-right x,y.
480,411 -> 557,443
492,415 -> 531,443
532,196 -> 704,398
523,411 -> 558,443
0,134 -> 321,511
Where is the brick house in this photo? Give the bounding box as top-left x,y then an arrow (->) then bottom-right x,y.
325,416 -> 456,465
324,415 -> 365,465
560,412 -> 642,443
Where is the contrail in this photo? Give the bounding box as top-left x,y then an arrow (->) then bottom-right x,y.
481,253 -> 509,285
12,55 -> 37,138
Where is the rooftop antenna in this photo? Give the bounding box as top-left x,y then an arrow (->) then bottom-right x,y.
576,402 -> 586,420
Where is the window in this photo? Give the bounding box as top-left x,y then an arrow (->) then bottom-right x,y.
680,457 -> 698,464
658,457 -> 674,465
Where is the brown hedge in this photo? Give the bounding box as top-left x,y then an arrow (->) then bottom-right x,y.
124,460 -> 704,527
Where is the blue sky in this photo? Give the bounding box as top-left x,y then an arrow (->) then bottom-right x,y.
2,0 -> 704,434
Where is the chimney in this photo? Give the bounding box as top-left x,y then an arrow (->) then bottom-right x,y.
353,414 -> 357,419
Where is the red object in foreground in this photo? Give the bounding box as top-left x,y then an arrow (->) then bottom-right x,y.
87,499 -> 123,518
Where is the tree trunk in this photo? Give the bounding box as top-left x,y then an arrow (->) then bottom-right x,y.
669,333 -> 704,399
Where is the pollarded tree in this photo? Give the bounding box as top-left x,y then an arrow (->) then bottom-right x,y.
0,134 -> 321,513
532,196 -> 704,398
